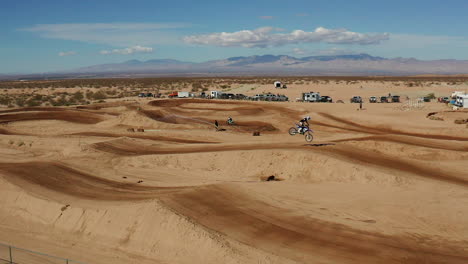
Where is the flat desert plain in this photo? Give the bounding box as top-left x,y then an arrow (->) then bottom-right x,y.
0,80 -> 467,264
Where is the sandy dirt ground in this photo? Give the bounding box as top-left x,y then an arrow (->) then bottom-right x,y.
0,82 -> 467,264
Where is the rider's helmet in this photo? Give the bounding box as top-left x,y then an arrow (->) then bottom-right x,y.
306,116 -> 311,120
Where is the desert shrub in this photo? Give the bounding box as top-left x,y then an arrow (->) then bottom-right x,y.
426,93 -> 436,99
0,96 -> 11,105
25,98 -> 41,107
106,89 -> 117,96
93,91 -> 107,100
72,91 -> 84,101
85,90 -> 94,99
15,97 -> 26,107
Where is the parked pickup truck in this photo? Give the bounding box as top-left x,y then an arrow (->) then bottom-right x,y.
350,96 -> 362,103
391,95 -> 400,102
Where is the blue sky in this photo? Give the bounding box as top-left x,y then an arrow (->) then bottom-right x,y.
2,0 -> 468,73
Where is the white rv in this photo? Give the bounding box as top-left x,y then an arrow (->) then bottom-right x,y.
302,92 -> 321,102
210,91 -> 223,98
274,81 -> 282,88
454,94 -> 468,108
451,91 -> 467,99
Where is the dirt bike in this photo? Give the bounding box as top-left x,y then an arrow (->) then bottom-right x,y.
289,124 -> 314,142
227,119 -> 235,125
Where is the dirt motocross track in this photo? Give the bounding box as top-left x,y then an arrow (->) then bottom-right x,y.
0,97 -> 467,264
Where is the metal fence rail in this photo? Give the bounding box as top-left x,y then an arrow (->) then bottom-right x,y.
0,242 -> 86,264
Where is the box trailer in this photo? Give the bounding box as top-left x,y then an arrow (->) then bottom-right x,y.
178,91 -> 190,98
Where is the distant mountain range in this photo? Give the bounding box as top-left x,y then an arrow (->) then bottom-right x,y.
4,54 -> 468,80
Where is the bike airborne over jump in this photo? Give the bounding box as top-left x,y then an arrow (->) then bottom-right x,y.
289,124 -> 314,142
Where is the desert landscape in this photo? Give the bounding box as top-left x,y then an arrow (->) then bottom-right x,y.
0,77 -> 467,264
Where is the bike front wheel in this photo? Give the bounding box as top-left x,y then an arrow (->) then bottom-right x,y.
288,127 -> 297,135
304,131 -> 314,142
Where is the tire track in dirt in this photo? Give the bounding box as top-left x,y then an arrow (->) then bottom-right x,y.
146,99 -> 300,128
92,139 -> 294,156
0,111 -> 105,124
140,109 -> 278,132
332,135 -> 468,152
318,112 -> 468,141
70,132 -> 219,144
316,144 -> 468,187
161,185 -> 468,264
0,107 -> 67,114
92,139 -> 468,187
0,162 -> 189,200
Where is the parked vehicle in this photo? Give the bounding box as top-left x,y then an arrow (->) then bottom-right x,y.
276,95 -> 289,101
210,91 -> 223,99
350,96 -> 362,103
252,94 -> 264,101
369,96 -> 377,103
422,97 -> 431,102
303,92 -> 321,102
234,94 -> 247,100
220,93 -> 235,99
178,91 -> 190,98
168,91 -> 178,98
454,94 -> 468,108
264,93 -> 277,101
438,96 -> 450,103
320,96 -> 333,103
138,92 -> 154,97
380,96 -> 388,103
391,95 -> 400,103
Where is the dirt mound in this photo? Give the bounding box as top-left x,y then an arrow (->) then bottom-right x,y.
316,144 -> 468,187
0,162 -> 186,200
333,135 -> 468,152
0,107 -> 67,114
76,101 -> 136,110
233,121 -> 277,132
0,111 -> 105,124
318,112 -> 468,141
162,185 -> 468,264
0,128 -> 14,135
92,139 -> 297,156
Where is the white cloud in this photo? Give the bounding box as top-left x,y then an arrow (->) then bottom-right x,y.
259,16 -> 274,20
292,48 -> 306,55
184,27 -> 389,48
314,48 -> 358,56
22,23 -> 189,46
100,45 -> 153,55
58,51 -> 76,56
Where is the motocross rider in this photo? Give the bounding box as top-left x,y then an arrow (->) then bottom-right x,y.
298,116 -> 310,134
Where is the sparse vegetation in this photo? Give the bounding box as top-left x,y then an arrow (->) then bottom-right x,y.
426,93 -> 436,99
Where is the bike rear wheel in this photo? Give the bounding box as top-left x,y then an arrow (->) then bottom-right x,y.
305,131 -> 314,142
288,127 -> 297,135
